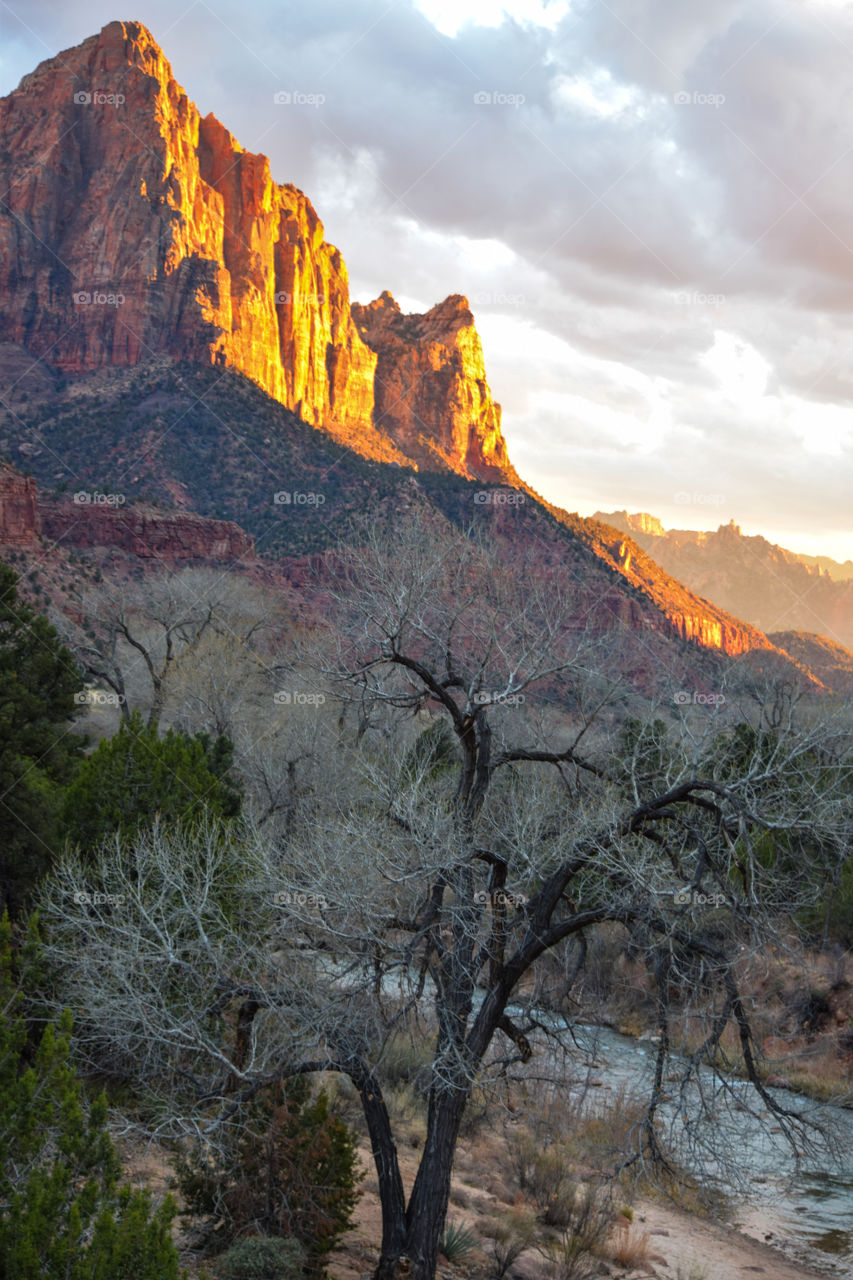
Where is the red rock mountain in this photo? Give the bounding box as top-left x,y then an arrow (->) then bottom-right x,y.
352,292 -> 518,482
595,511 -> 853,651
0,462 -> 253,562
0,21 -> 510,481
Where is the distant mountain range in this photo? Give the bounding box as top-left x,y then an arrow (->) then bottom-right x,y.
0,21 -> 850,698
595,511 -> 853,651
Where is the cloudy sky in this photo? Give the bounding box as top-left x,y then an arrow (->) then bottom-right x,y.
2,0 -> 853,557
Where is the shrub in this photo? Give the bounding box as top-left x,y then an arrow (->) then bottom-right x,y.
63,710 -> 241,852
607,1218 -> 649,1267
540,1179 -> 611,1278
216,1236 -> 304,1280
440,1219 -> 480,1263
484,1207 -> 537,1278
0,915 -> 182,1279
176,1077 -> 361,1270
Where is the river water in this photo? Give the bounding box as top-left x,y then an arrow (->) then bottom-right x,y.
532,1019 -> 853,1277
353,962 -> 853,1273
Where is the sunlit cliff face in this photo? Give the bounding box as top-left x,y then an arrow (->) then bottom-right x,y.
0,21 -> 517,484
353,292 -> 518,482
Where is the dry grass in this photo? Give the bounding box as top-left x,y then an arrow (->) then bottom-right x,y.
606,1215 -> 650,1267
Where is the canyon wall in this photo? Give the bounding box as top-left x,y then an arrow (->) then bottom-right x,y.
0,21 -> 515,481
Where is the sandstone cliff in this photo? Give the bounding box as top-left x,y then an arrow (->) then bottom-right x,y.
0,464 -> 39,544
352,292 -> 518,481
0,21 -> 516,481
0,463 -> 253,561
594,510 -> 666,538
40,498 -> 253,562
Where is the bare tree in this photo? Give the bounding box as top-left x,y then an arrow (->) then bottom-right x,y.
62,569 -> 281,726
39,513 -> 852,1280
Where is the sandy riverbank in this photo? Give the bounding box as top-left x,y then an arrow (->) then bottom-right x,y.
329,1136 -> 840,1280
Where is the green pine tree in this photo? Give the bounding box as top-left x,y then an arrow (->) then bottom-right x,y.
0,561 -> 86,913
0,914 -> 183,1279
62,710 -> 241,853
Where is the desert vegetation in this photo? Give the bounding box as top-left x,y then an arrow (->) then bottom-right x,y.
1,509 -> 851,1280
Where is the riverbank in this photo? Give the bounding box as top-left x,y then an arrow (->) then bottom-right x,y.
571,936 -> 853,1107
331,1133 -> 837,1280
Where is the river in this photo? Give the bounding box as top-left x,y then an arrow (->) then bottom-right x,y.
528,1018 -> 853,1277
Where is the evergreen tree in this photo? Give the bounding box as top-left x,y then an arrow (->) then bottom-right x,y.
63,710 -> 241,852
175,1077 -> 361,1271
0,561 -> 85,913
0,914 -> 182,1279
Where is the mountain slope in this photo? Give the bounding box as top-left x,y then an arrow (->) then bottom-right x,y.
0,21 -> 509,482
0,358 -> 816,684
769,631 -> 853,697
595,511 -> 853,651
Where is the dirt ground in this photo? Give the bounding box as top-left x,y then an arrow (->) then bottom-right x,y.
326,1136 -> 835,1280
120,1101 -> 842,1280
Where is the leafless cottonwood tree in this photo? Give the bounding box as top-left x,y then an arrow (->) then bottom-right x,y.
63,564 -> 339,835
62,569 -> 282,726
40,512 -> 852,1280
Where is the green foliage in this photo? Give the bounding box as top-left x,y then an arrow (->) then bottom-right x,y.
440,1219 -> 480,1262
63,709 -> 241,852
216,1237 -> 305,1280
175,1077 -> 361,1270
0,913 -> 182,1279
401,719 -> 459,785
0,560 -> 86,912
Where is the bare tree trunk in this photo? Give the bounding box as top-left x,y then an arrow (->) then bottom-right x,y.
405,1090 -> 468,1280
347,1063 -> 409,1273
372,1087 -> 468,1280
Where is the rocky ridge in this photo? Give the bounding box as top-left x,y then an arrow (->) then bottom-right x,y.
0,462 -> 253,562
352,292 -> 516,482
0,21 -> 511,482
595,511 -> 853,650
